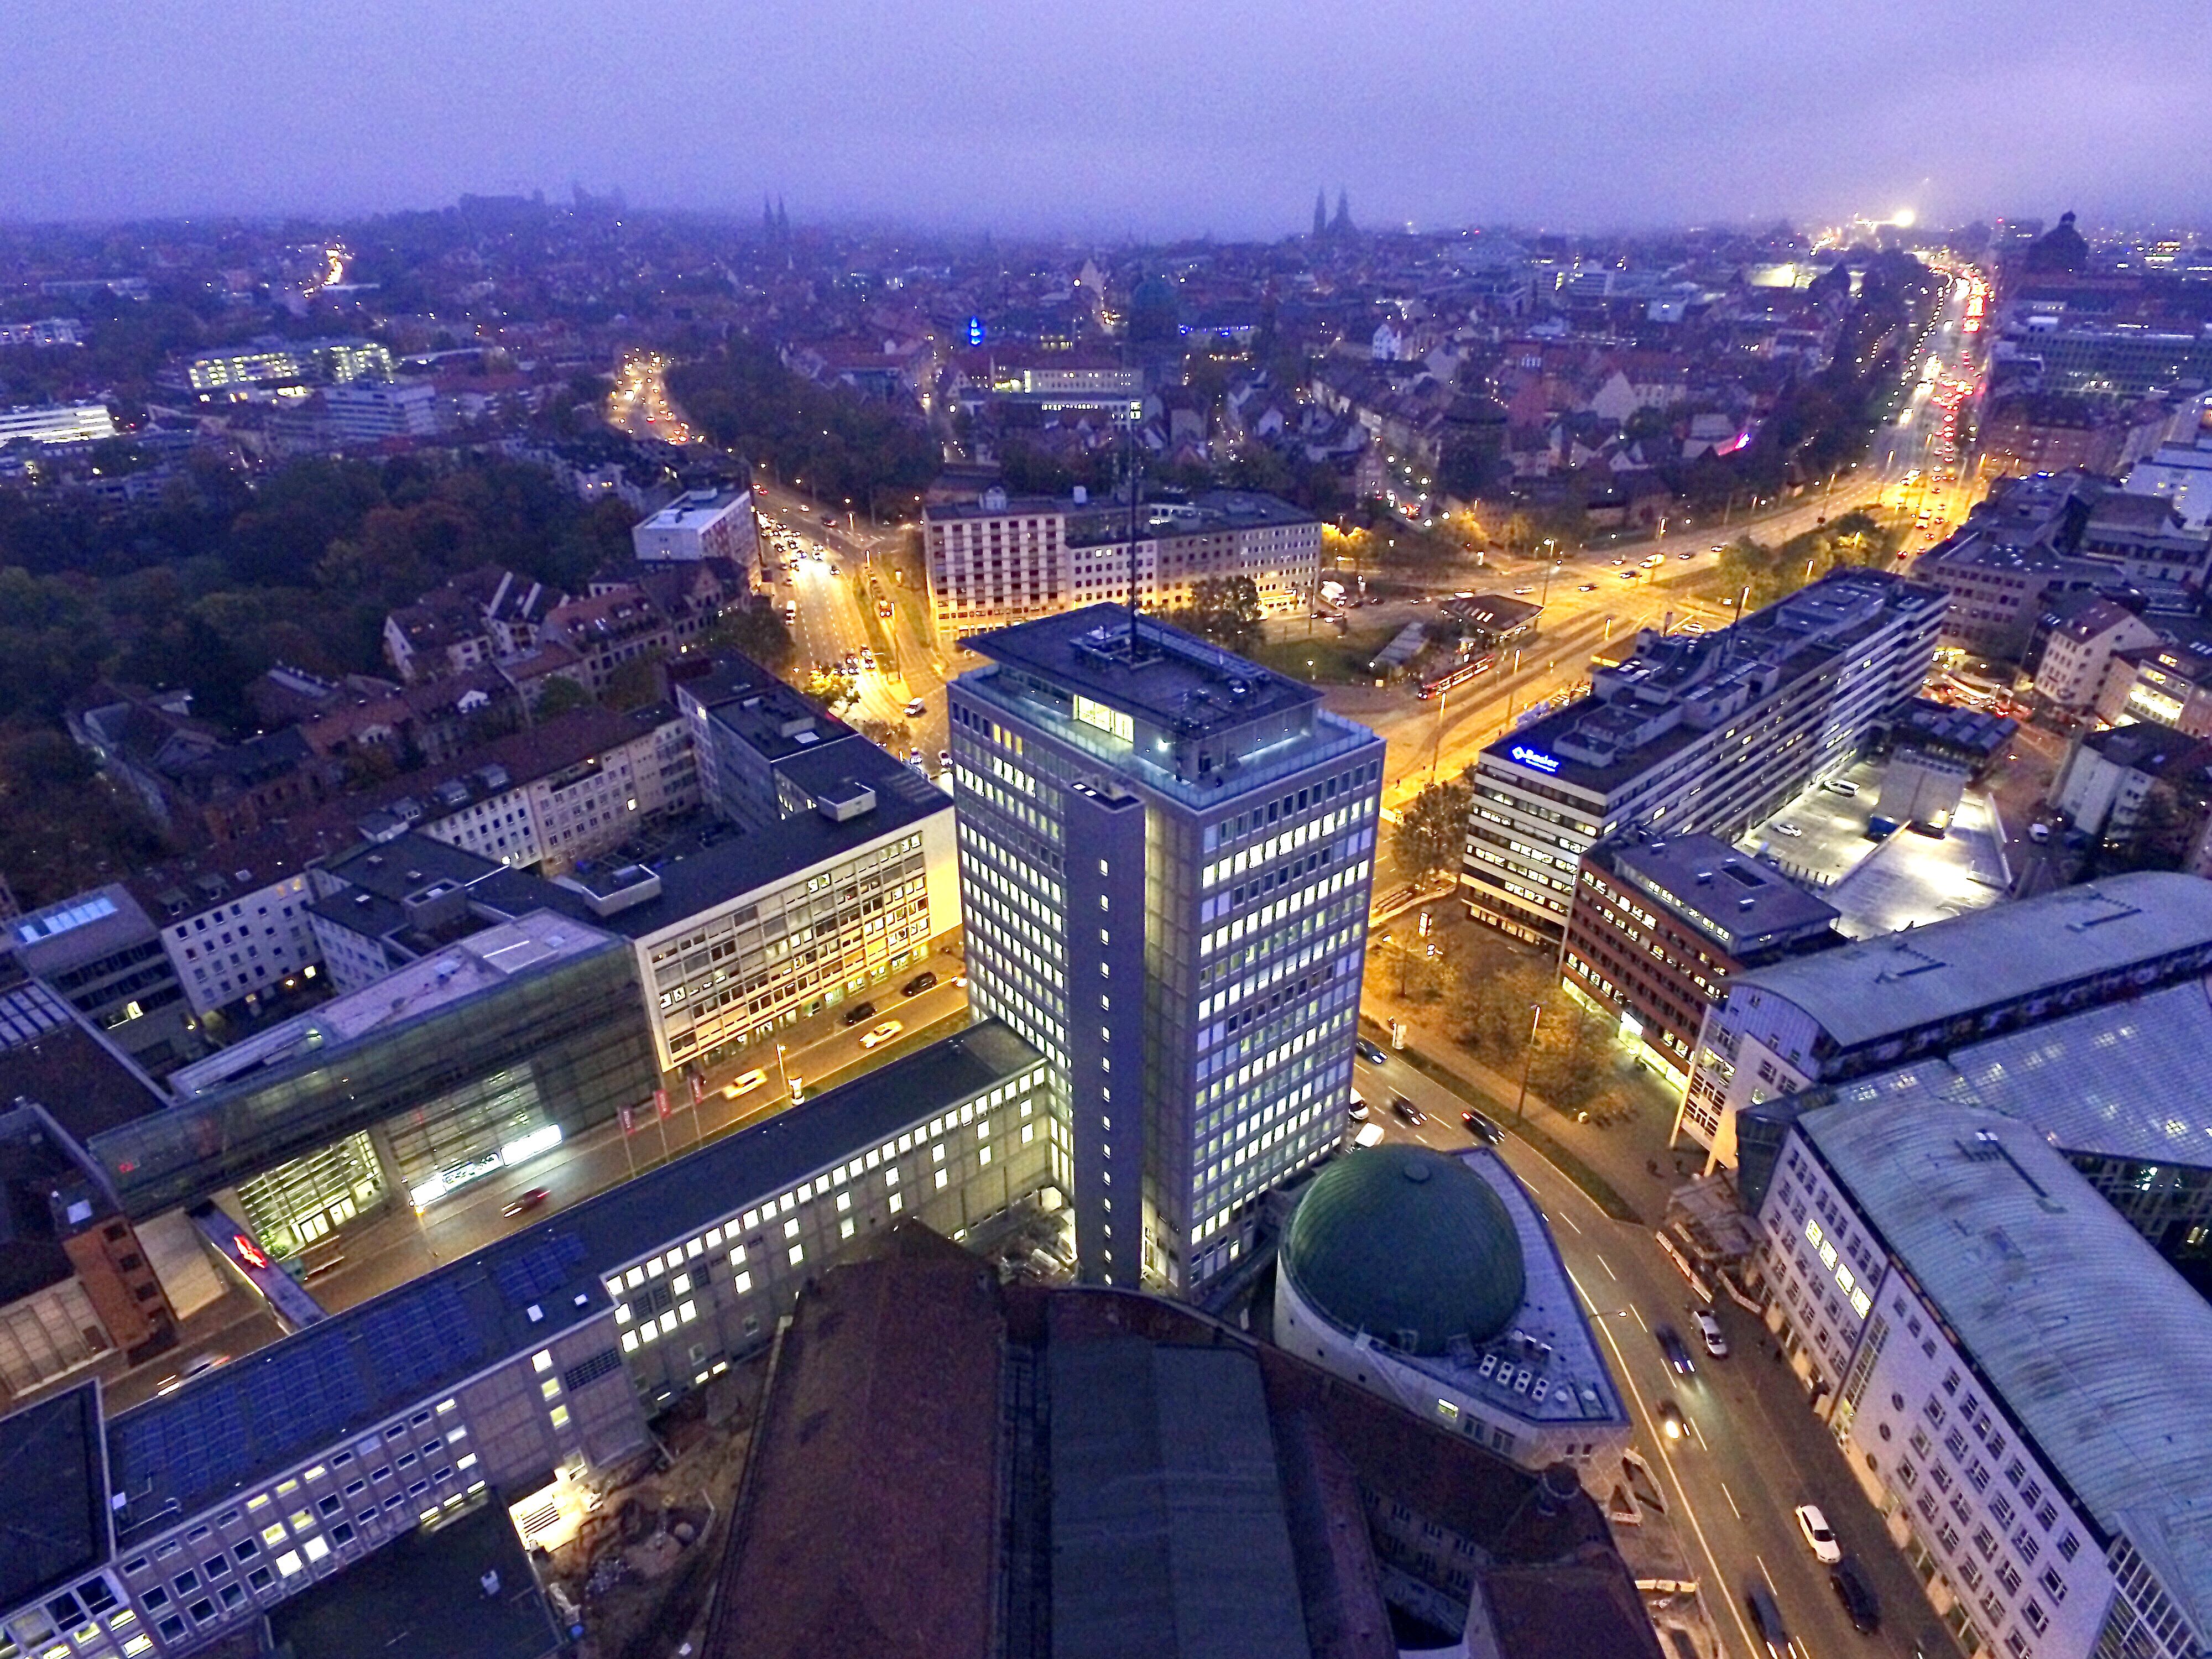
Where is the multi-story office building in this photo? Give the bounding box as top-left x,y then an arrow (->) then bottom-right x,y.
1559,833 -> 1841,1083
1754,1095 -> 2212,1659
925,486 -> 1322,643
0,1020 -> 1053,1659
0,401 -> 117,445
319,380 -> 441,445
1679,872 -> 2212,1169
949,606 -> 1384,1291
564,759 -> 957,1078
630,486 -> 756,570
186,340 -> 394,396
1464,570 -> 1944,944
9,886 -> 197,1075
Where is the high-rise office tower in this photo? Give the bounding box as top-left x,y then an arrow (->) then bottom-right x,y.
949,606 -> 1385,1293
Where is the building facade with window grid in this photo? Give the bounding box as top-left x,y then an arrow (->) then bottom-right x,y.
950,606 -> 1383,1293
0,1023 -> 1053,1659
1756,1097 -> 2212,1659
1462,568 -> 1943,946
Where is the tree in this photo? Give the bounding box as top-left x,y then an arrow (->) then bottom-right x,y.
602,655 -> 664,713
1458,959 -> 1554,1059
1164,575 -> 1264,654
705,598 -> 797,675
1392,778 -> 1473,889
1526,995 -> 1614,1112
535,677 -> 594,718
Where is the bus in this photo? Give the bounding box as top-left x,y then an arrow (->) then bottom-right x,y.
1416,654 -> 1494,700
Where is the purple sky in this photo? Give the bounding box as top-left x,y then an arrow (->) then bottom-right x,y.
8,1 -> 2208,232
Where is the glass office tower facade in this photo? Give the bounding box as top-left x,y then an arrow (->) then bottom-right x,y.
950,606 -> 1384,1293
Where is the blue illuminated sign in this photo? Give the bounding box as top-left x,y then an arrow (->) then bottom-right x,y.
1509,744 -> 1561,774
966,315 -> 986,346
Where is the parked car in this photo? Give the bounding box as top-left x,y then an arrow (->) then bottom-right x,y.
1355,1037 -> 1389,1065
938,749 -> 952,770
722,1068 -> 769,1099
1578,582 -> 1597,592
842,1000 -> 878,1027
1656,1324 -> 1695,1375
1389,1094 -> 1425,1125
1693,1310 -> 1729,1358
1824,778 -> 1859,796
1348,1094 -> 1371,1122
2028,821 -> 2052,843
1796,1503 -> 1843,1564
901,971 -> 938,997
1353,1121 -> 1387,1148
1831,1556 -> 1881,1632
859,1019 -> 904,1050
904,698 -> 926,718
1745,1582 -> 1790,1656
1461,1108 -> 1502,1145
1773,821 -> 1803,838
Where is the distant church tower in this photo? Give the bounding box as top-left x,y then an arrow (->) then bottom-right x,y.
1313,189 -> 1327,238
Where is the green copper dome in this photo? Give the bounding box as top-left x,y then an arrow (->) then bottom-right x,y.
1282,1144 -> 1527,1355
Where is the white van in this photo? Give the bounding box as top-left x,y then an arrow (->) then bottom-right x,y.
1353,1122 -> 1386,1149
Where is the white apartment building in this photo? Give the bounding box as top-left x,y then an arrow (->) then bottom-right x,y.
950,606 -> 1383,1293
321,379 -> 441,444
0,402 -> 117,445
1676,873 -> 2212,1168
144,870 -> 320,1021
1463,568 -> 1945,945
926,486 -> 1321,643
348,708 -> 698,878
632,486 -> 757,567
1757,1096 -> 2212,1659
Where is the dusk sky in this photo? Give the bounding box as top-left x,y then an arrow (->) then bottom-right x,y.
9,1 -> 2209,233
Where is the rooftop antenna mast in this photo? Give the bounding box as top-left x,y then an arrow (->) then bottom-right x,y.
1124,346 -> 1142,645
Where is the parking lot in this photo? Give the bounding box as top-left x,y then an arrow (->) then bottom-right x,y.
1740,761 -> 2010,940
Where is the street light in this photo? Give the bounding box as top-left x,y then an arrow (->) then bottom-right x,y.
1514,1003 -> 1543,1122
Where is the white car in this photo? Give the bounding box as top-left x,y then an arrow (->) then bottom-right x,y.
859,1020 -> 904,1050
1796,1504 -> 1843,1564
1693,1310 -> 1728,1358
1773,822 -> 1804,838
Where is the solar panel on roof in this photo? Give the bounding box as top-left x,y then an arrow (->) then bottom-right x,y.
348,1281 -> 484,1400
490,1233 -> 587,1308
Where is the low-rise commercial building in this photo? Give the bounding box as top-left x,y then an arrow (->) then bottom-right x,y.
0,1021 -> 1059,1659
0,967 -> 181,1407
1677,872 -> 2212,1168
9,886 -> 196,1075
320,380 -> 441,445
1464,570 -> 1943,944
629,487 -> 755,570
1274,1143 -> 1630,1478
705,1225 -> 1660,1659
2096,637 -> 2212,735
1754,1096 -> 2212,1659
1561,833 -> 1841,1082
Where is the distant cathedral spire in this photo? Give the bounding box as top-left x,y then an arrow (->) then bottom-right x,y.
1331,188 -> 1353,237
1313,189 -> 1327,238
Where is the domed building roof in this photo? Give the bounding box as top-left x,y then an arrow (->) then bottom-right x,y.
1281,1144 -> 1526,1357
